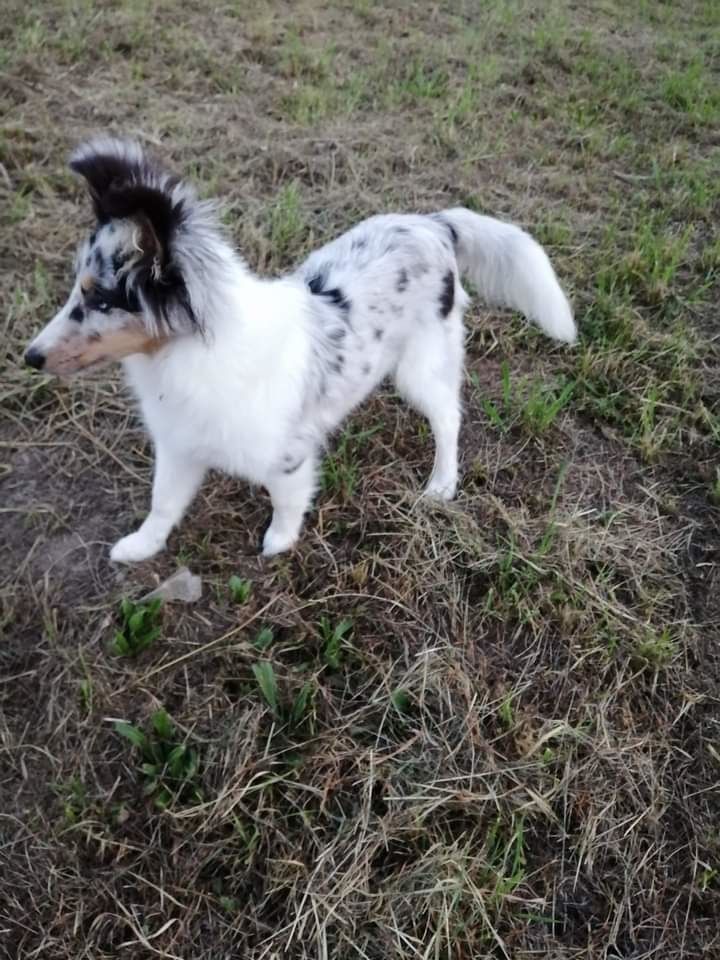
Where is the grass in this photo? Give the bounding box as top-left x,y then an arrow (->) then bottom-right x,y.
111,597 -> 162,657
472,362 -> 575,436
114,708 -> 203,809
268,181 -> 307,261
321,422 -> 384,498
318,614 -> 353,669
228,574 -> 252,604
1,0 -> 719,958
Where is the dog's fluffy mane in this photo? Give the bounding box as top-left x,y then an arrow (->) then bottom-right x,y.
70,137 -> 237,337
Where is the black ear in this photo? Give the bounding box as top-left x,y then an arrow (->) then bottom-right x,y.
69,139 -> 184,265
101,183 -> 180,265
70,138 -> 200,333
70,146 -> 142,206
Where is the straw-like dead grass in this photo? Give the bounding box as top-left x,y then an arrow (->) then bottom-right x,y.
1,1 -> 719,957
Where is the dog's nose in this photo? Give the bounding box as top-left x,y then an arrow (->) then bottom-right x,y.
24,347 -> 46,370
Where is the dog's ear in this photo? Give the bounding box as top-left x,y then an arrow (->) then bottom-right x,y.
70,138 -> 201,334
70,139 -> 183,266
70,139 -> 144,215
100,183 -> 178,266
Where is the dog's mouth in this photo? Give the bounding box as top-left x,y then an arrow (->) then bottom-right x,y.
40,326 -> 163,375
44,352 -> 112,377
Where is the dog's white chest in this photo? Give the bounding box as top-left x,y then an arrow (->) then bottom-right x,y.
124,350 -> 300,483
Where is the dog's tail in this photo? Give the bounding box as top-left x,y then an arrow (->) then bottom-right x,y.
438,207 -> 576,343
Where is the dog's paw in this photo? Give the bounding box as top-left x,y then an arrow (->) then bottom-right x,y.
261,525 -> 296,558
110,532 -> 165,563
423,477 -> 457,501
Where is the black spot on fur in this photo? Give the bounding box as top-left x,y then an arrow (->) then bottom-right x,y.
257,516 -> 272,554
325,288 -> 350,313
69,306 -> 84,323
116,275 -> 142,313
444,219 -> 459,246
89,231 -> 97,246
351,235 -> 367,251
140,267 -> 195,329
439,270 -> 455,318
112,251 -> 128,275
94,248 -> 104,272
87,331 -> 102,342
307,272 -> 351,315
308,273 -> 326,295
328,327 -> 346,342
282,456 -> 304,475
84,277 -> 140,315
362,362 -> 371,375
396,268 -> 409,293
432,214 -> 459,247
374,328 -> 384,340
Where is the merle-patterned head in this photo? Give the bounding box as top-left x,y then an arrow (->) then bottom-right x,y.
24,138 -> 203,375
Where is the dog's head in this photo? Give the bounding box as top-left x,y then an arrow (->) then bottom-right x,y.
24,138 -> 207,376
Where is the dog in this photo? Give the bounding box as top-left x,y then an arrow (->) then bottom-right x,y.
24,138 -> 575,562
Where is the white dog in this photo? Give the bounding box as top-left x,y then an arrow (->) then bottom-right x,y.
24,138 -> 575,562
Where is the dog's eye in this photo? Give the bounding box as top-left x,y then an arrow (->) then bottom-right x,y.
95,300 -> 110,313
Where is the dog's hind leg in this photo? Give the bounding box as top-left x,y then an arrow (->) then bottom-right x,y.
262,455 -> 317,557
110,448 -> 205,563
393,312 -> 464,501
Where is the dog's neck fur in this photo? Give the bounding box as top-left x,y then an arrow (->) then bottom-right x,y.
172,227 -> 254,337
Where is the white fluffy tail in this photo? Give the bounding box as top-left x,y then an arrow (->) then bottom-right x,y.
440,207 -> 576,343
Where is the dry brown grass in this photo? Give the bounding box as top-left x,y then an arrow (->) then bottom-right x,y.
2,1 -> 720,957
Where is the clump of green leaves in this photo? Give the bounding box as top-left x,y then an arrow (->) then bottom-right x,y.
252,661 -> 280,717
252,660 -> 315,728
484,815 -> 527,904
112,598 -> 162,657
252,660 -> 315,727
390,688 -> 411,715
228,575 -> 252,604
53,777 -> 90,825
114,709 -> 202,809
253,626 -> 275,651
632,627 -> 678,669
319,615 -> 353,669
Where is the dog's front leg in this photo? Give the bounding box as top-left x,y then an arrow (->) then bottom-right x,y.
110,448 -> 205,563
262,456 -> 316,557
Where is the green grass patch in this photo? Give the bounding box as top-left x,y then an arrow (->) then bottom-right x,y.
111,598 -> 162,657
115,709 -> 202,810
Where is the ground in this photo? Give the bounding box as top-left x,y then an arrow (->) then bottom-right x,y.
1,1 -> 719,957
